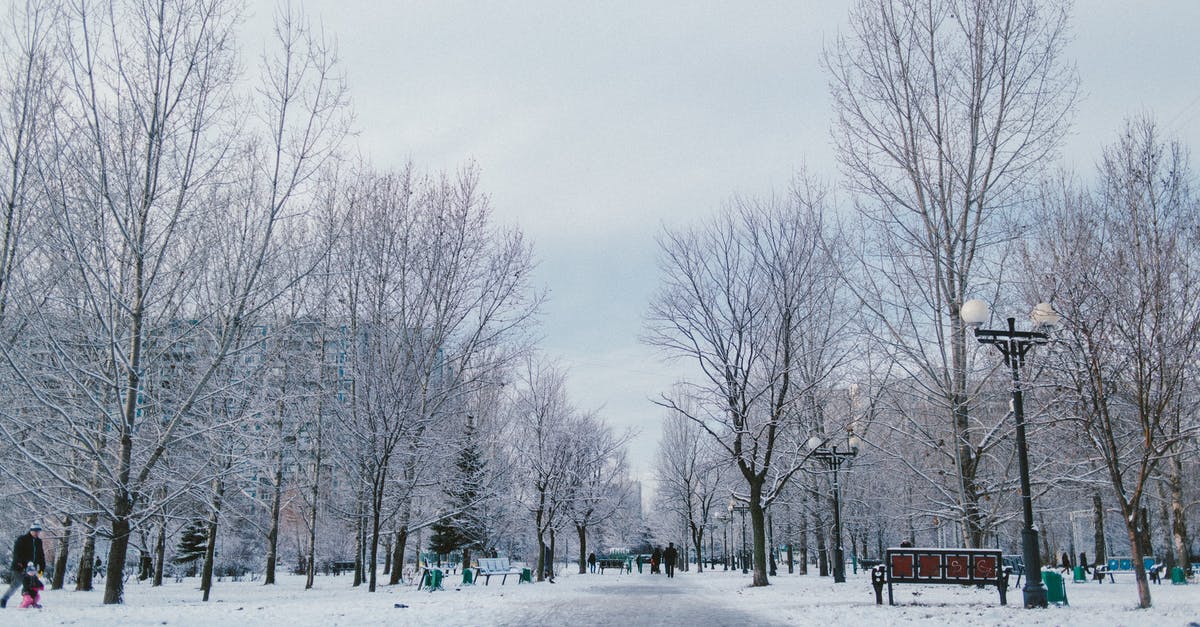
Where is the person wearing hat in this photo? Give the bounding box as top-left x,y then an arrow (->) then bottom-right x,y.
0,522 -> 45,608
19,562 -> 43,608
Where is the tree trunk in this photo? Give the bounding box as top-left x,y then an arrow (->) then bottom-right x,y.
1093,492 -> 1106,564
547,528 -> 557,581
1169,455 -> 1189,570
76,515 -> 97,591
352,495 -> 364,587
815,509 -> 828,577
153,519 -> 166,587
749,483 -> 768,586
692,524 -> 704,574
305,400 -> 324,590
576,524 -> 587,574
265,411 -> 285,585
383,535 -> 392,575
51,516 -> 71,590
201,475 -> 226,602
104,498 -> 132,603
1038,511 -> 1053,566
1125,518 -> 1152,608
799,509 -> 809,575
389,528 -> 408,585
393,523 -> 412,583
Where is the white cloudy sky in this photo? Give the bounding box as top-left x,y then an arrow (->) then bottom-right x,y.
244,1 -> 1200,487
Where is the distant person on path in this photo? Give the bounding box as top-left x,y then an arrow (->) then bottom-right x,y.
635,554 -> 643,573
588,552 -> 596,573
651,547 -> 662,574
1,522 -> 45,609
1059,551 -> 1071,573
663,543 -> 679,578
19,563 -> 43,609
1078,552 -> 1091,575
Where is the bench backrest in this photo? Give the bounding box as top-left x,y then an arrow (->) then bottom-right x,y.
1106,557 -> 1155,572
885,547 -> 1003,585
477,557 -> 511,573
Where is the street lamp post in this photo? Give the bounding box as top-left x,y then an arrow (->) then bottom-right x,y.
730,498 -> 750,574
807,433 -> 860,583
961,299 -> 1058,609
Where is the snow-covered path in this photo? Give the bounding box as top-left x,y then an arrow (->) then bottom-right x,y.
503,576 -> 781,626
7,566 -> 1199,626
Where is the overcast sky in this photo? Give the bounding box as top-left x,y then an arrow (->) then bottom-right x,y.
245,1 -> 1200,489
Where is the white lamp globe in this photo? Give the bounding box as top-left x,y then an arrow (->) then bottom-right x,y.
961,299 -> 990,327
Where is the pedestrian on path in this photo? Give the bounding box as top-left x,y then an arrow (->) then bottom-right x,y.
588,552 -> 596,573
664,543 -> 679,578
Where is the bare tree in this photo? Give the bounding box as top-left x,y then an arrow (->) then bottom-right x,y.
1031,117 -> 1200,608
645,183 -> 850,586
655,403 -> 725,573
826,0 -> 1077,547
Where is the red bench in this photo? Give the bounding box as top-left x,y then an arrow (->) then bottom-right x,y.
874,547 -> 1009,606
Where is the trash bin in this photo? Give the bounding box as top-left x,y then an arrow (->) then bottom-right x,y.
518,567 -> 532,584
1170,567 -> 1187,585
421,568 -> 443,591
1043,571 -> 1068,605
462,568 -> 474,585
1072,566 -> 1086,583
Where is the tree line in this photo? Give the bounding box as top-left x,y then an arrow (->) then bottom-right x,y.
0,0 -> 636,605
646,0 -> 1198,610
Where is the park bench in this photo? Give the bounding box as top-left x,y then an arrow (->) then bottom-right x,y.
598,557 -> 628,573
873,547 -> 1009,606
1093,556 -> 1155,583
474,557 -> 527,585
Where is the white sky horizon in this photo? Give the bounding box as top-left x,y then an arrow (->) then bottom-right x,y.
242,1 -> 1200,494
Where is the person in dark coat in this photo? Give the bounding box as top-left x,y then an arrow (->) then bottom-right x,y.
663,543 -> 679,578
1078,552 -> 1091,574
1059,551 -> 1071,573
587,552 -> 597,573
650,547 -> 662,574
1,522 -> 45,608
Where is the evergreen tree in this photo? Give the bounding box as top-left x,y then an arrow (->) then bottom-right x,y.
174,520 -> 209,571
428,416 -> 489,567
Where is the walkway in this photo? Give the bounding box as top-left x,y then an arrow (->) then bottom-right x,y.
496,573 -> 785,626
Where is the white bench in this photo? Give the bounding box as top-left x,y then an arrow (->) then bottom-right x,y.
475,557 -> 523,585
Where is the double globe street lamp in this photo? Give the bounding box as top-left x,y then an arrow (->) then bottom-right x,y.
806,432 -> 860,583
961,299 -> 1059,609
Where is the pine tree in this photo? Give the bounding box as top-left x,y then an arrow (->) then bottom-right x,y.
174,520 -> 209,569
428,416 -> 489,567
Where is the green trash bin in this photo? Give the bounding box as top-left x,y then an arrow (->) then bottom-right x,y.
1043,571 -> 1068,605
462,568 -> 475,585
1072,566 -> 1086,583
422,568 -> 443,591
1170,567 -> 1187,585
518,567 -> 532,584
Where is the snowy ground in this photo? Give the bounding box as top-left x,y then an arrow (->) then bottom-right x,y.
8,565 -> 1199,626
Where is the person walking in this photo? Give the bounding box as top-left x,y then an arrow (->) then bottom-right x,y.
1078,551 -> 1091,574
650,547 -> 662,574
1,522 -> 45,609
587,552 -> 597,574
663,542 -> 679,578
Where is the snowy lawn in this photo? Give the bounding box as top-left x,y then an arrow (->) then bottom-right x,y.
9,566 -> 1199,626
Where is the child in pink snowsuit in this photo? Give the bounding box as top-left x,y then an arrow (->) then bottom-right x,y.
19,563 -> 43,608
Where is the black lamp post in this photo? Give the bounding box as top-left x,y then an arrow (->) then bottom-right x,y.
715,509 -> 724,569
730,498 -> 750,574
807,433 -> 860,583
961,299 -> 1059,609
